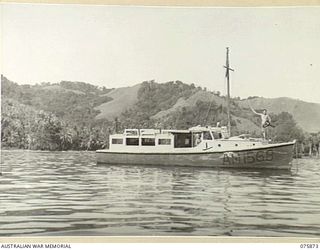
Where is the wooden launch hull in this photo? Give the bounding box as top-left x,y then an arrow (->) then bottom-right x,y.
96,141 -> 295,169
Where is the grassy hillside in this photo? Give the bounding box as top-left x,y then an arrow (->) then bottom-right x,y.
93,80 -> 320,134
148,89 -> 260,134
1,75 -> 319,150
152,90 -> 225,119
95,83 -> 142,120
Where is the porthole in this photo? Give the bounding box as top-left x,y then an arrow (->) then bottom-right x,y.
235,144 -> 238,146
253,143 -> 255,146
218,144 -> 221,147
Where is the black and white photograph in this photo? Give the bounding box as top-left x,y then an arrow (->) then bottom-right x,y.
1,2 -> 320,239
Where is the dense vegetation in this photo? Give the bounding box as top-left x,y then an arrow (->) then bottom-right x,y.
119,81 -> 243,131
1,98 -> 113,150
1,76 -> 113,150
1,76 -> 112,126
119,80 -> 198,128
1,75 -> 319,153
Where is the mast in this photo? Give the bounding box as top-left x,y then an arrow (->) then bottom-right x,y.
224,47 -> 234,137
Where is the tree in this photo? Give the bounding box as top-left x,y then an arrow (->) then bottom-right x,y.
270,112 -> 305,142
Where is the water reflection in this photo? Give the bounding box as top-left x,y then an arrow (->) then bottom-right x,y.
0,150 -> 320,237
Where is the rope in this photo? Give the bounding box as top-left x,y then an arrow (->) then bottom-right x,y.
203,91 -> 215,125
174,107 -> 183,129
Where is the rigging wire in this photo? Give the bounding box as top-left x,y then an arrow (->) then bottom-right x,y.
204,60 -> 235,126
203,90 -> 216,125
174,106 -> 183,129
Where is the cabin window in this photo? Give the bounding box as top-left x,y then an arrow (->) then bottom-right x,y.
212,132 -> 222,139
203,131 -> 212,140
141,138 -> 155,146
174,133 -> 192,148
126,138 -> 139,146
112,138 -> 123,144
158,139 -> 171,145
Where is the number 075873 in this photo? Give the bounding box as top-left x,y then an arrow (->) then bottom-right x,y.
300,244 -> 319,249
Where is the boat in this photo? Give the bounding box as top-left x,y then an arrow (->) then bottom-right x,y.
96,48 -> 296,169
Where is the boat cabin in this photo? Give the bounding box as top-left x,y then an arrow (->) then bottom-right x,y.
109,126 -> 229,150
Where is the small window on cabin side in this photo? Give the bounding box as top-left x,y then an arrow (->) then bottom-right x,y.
126,138 -> 139,146
158,139 -> 171,145
212,132 -> 222,139
141,138 -> 155,146
112,138 -> 123,144
203,131 -> 212,140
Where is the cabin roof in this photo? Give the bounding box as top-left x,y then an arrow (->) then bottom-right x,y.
189,126 -> 227,132
113,126 -> 227,136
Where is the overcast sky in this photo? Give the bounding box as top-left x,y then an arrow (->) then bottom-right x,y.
2,4 -> 320,103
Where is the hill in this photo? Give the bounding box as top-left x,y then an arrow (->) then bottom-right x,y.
1,76 -> 116,150
92,81 -> 319,134
1,75 -> 319,150
152,90 -> 225,119
95,83 -> 142,120
1,75 -> 113,126
150,90 -> 260,134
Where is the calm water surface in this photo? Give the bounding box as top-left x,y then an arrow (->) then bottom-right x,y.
1,150 -> 320,237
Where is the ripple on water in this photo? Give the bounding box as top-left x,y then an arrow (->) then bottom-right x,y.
1,150 -> 320,237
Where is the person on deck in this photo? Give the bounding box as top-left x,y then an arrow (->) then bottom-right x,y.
194,134 -> 202,146
250,107 -> 272,140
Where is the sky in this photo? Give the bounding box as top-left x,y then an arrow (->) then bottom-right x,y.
1,4 -> 320,103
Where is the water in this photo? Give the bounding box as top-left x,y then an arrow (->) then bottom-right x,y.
1,150 -> 320,237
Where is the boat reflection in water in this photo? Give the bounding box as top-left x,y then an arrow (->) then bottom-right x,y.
93,163 -> 301,236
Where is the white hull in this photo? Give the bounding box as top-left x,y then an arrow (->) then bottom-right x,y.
96,141 -> 295,169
